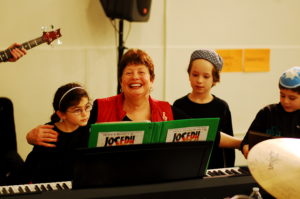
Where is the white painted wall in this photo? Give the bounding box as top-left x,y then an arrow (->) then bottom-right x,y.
1,0 -> 300,166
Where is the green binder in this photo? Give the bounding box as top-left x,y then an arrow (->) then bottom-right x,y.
88,118 -> 219,148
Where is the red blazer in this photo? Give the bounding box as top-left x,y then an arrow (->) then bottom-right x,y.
96,93 -> 174,122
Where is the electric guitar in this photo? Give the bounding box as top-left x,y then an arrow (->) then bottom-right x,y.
0,28 -> 62,62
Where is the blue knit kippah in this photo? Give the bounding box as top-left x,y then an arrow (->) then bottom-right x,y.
190,49 -> 223,71
279,66 -> 300,88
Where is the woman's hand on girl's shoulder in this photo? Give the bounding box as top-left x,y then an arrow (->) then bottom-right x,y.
26,124 -> 58,147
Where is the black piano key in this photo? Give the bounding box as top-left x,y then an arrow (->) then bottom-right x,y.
40,184 -> 47,192
230,169 -> 240,175
2,187 -> 8,195
56,183 -> 63,190
207,171 -> 216,176
8,187 -> 14,194
46,184 -> 53,191
213,170 -> 219,175
217,170 -> 226,175
225,169 -> 234,175
34,185 -> 41,192
209,171 -> 216,176
18,186 -> 24,193
238,167 -> 250,175
24,185 -> 31,193
239,166 -> 250,172
62,183 -> 70,190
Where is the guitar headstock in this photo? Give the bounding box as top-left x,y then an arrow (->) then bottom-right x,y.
42,28 -> 62,45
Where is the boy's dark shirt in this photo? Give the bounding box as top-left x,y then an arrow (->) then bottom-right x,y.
242,103 -> 300,147
173,94 -> 235,169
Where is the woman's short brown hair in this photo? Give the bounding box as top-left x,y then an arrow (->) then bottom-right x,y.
118,49 -> 155,83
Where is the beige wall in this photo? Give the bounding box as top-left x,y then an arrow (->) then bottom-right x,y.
1,0 -> 300,166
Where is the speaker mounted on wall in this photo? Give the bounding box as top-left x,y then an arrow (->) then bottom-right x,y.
100,0 -> 151,22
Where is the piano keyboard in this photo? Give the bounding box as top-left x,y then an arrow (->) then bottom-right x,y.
0,167 -> 250,196
0,181 -> 72,196
204,166 -> 250,178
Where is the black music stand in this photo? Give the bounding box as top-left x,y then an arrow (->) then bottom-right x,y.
72,141 -> 213,189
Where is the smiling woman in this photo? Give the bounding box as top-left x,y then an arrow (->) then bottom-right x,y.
90,48 -> 176,123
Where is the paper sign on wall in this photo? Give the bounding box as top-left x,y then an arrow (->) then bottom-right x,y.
216,48 -> 270,72
244,49 -> 270,72
216,49 -> 243,72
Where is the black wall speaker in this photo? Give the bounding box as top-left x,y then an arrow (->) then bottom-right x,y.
100,0 -> 151,22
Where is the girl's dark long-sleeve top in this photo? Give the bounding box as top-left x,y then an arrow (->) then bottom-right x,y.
24,122 -> 90,183
173,95 -> 235,169
241,103 -> 300,147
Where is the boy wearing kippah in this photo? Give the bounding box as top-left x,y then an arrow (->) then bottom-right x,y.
173,49 -> 241,169
241,66 -> 300,158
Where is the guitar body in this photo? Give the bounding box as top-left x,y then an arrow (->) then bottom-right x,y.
0,29 -> 62,62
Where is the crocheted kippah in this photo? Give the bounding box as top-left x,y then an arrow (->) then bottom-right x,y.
279,66 -> 300,88
190,49 -> 223,71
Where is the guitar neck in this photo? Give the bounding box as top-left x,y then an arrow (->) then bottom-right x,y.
0,36 -> 45,62
22,36 -> 45,50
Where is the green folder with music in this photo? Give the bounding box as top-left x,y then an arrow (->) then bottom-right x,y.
88,118 -> 219,147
